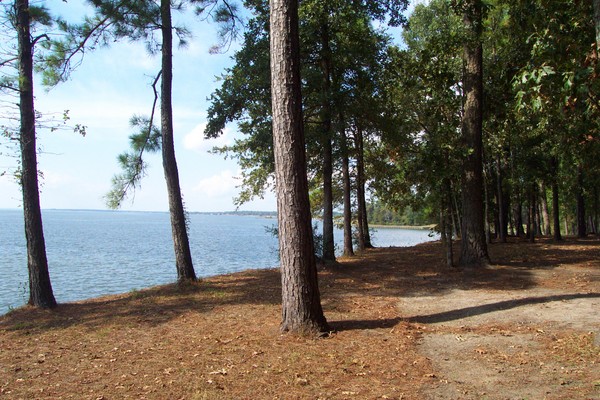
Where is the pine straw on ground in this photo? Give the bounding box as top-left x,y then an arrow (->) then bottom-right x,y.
1,237 -> 599,400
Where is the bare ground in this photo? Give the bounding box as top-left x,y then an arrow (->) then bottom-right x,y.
1,237 -> 599,399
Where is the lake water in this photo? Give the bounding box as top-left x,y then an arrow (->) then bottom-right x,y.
0,209 -> 437,314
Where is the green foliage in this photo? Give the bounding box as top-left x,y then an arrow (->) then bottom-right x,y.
193,0 -> 243,53
206,0 -> 401,213
370,0 -> 463,219
367,200 -> 435,226
105,115 -> 161,209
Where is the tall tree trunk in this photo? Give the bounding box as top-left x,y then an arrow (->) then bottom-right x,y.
341,132 -> 354,257
483,167 -> 491,244
322,136 -> 335,261
452,186 -> 460,238
496,157 -> 507,242
588,215 -> 597,235
354,126 -> 373,249
17,0 -> 57,309
577,166 -> 587,238
514,191 -> 525,237
443,177 -> 454,268
528,182 -> 536,243
319,18 -> 335,263
269,0 -> 328,334
356,200 -> 366,251
551,158 -> 562,241
459,0 -> 489,268
539,182 -> 551,236
161,0 -> 196,283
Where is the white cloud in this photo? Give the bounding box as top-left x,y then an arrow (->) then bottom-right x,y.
183,123 -> 233,153
40,170 -> 74,188
192,169 -> 239,198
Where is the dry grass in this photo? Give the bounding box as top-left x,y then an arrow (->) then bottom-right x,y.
1,237 -> 599,399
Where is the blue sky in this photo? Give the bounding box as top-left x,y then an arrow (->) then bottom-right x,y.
1,0 -> 413,213
0,0 -> 278,212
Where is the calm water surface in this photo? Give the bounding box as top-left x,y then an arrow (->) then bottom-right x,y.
0,209 -> 437,314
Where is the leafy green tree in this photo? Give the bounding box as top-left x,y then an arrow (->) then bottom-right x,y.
206,0 -> 403,256
371,0 -> 463,264
513,0 -> 598,239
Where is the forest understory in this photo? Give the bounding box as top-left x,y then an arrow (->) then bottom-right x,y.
1,237 -> 599,400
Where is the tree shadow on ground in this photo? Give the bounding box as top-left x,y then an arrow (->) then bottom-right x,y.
405,292 -> 600,324
2,238 -> 597,335
324,237 -> 600,300
330,292 -> 600,331
1,268 -> 283,333
329,317 -> 402,332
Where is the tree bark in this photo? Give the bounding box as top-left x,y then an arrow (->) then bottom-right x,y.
551,160 -> 562,241
452,187 -> 460,238
341,132 -> 354,257
496,157 -> 507,242
321,135 -> 335,261
459,0 -> 489,268
161,0 -> 196,283
443,177 -> 454,268
577,166 -> 587,238
483,167 -> 491,244
354,126 -> 373,249
17,0 -> 57,308
528,182 -> 536,243
539,182 -> 551,236
515,192 -> 525,237
269,0 -> 328,334
319,18 -> 335,263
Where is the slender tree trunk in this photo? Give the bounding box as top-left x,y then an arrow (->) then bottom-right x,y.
319,18 -> 335,263
515,191 -> 525,237
459,0 -> 489,268
527,182 -> 536,243
360,198 -> 373,248
537,200 -> 544,235
539,182 -> 551,236
161,0 -> 196,283
452,187 -> 460,238
322,136 -> 335,261
577,166 -> 587,238
443,177 -> 454,268
496,157 -> 506,242
551,160 -> 562,240
356,201 -> 366,251
341,132 -> 354,257
17,0 -> 57,309
269,0 -> 328,334
354,126 -> 373,248
483,168 -> 491,244
588,215 -> 596,235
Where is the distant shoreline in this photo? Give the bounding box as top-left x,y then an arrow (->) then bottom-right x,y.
369,224 -> 436,230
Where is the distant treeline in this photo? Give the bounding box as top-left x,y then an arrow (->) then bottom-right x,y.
366,201 -> 436,227
192,211 -> 277,218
